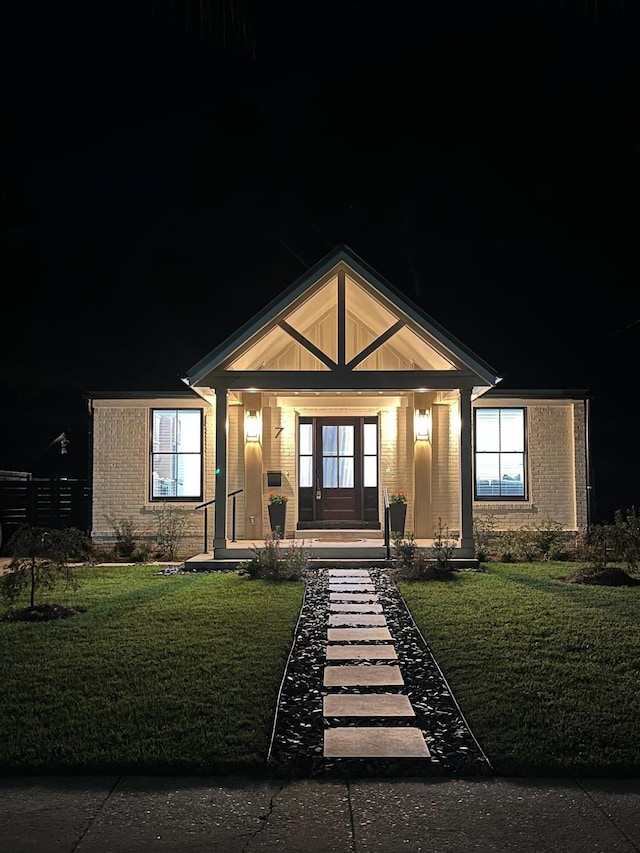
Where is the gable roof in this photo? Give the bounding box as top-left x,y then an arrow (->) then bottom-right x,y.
184,244 -> 502,391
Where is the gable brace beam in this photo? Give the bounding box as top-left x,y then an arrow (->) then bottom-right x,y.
337,270 -> 346,366
278,321 -> 338,370
344,320 -> 405,371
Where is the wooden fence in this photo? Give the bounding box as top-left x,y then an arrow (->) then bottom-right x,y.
0,479 -> 91,552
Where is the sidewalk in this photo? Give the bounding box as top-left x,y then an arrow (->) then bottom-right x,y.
1,775 -> 639,852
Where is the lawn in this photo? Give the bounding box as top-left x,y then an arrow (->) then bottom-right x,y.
2,560 -> 639,778
0,565 -> 303,775
399,561 -> 640,776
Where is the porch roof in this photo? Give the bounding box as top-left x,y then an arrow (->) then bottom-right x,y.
183,244 -> 503,394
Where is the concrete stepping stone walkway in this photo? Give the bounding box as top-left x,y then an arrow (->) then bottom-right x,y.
323,568 -> 431,760
267,565 -> 493,778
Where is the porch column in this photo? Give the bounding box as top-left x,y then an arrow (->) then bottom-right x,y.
214,385 -> 229,550
459,387 -> 474,551
243,392 -> 264,541
413,391 -> 433,538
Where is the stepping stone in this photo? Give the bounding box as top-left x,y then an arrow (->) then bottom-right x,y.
324,727 -> 431,758
329,603 -> 383,613
329,593 -> 379,602
328,584 -> 375,592
328,569 -> 371,576
326,644 -> 397,660
324,693 -> 414,716
324,664 -> 404,686
328,614 -> 387,626
328,627 -> 392,641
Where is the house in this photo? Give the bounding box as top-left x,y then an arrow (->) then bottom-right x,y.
87,244 -> 592,564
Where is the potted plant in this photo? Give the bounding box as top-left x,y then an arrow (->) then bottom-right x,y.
267,491 -> 288,537
388,488 -> 407,537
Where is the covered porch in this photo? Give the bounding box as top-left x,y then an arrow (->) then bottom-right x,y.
182,247 -> 501,565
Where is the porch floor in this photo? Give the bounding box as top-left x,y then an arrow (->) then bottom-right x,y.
184,535 -> 479,570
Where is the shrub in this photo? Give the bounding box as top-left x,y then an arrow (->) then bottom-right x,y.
473,514 -> 497,562
613,506 -> 640,570
392,530 -> 419,573
150,506 -> 191,561
105,515 -> 139,560
391,523 -> 457,580
240,530 -> 310,580
530,517 -> 566,561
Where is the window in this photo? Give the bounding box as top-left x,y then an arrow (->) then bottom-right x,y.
363,421 -> 378,487
299,421 -> 313,487
474,408 -> 526,500
151,409 -> 202,500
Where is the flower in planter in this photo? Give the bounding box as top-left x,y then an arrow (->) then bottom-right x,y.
268,491 -> 288,505
389,489 -> 407,504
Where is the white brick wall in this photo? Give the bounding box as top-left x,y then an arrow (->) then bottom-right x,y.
91,394 -> 589,561
91,399 -> 212,559
472,399 -> 587,532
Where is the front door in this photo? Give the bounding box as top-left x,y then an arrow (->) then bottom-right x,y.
298,416 -> 379,527
316,417 -> 360,522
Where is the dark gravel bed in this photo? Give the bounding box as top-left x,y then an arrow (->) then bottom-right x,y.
268,567 -> 493,779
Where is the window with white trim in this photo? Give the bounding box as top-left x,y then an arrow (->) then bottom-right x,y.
151,409 -> 202,500
474,407 -> 526,499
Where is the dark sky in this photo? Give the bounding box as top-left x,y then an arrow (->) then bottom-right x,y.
1,0 -> 639,520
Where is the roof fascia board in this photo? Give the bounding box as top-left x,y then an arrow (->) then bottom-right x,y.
482,388 -> 591,400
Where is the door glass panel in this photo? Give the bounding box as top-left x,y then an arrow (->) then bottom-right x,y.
323,457 -> 338,488
339,457 -> 354,487
338,426 -> 354,455
323,426 -> 337,456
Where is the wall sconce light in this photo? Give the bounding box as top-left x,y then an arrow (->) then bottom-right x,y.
245,410 -> 261,442
415,408 -> 431,442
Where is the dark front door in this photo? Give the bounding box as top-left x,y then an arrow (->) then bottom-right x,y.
297,416 -> 379,528
315,417 -> 361,522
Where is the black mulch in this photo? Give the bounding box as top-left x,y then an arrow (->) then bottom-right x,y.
268,567 -> 493,779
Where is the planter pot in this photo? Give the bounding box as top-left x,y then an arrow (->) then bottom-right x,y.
388,502 -> 407,537
268,503 -> 287,537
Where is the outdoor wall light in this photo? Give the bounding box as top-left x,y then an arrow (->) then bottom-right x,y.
415,408 -> 432,442
245,410 -> 261,442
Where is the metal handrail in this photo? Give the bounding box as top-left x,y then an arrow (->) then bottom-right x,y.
383,487 -> 391,559
196,489 -> 244,551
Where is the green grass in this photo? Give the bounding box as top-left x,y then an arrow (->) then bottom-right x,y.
399,562 -> 640,776
0,566 -> 303,775
3,561 -> 640,778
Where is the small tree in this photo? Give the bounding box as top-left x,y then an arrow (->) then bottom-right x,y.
0,526 -> 88,609
429,517 -> 456,570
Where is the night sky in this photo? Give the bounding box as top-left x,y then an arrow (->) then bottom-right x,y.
2,0 -> 638,521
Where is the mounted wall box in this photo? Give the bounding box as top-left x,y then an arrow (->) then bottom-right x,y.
267,471 -> 282,488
